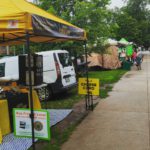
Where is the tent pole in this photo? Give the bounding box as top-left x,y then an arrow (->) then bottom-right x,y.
2,34 -> 5,42
26,31 -> 35,150
84,41 -> 90,110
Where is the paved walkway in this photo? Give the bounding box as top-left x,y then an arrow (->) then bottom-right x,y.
62,53 -> 150,150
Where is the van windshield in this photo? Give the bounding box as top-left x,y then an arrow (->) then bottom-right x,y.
58,53 -> 72,67
0,63 -> 5,77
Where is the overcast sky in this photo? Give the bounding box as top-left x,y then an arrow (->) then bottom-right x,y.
28,0 -> 125,9
109,0 -> 125,9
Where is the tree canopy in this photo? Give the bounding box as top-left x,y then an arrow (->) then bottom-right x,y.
36,0 -> 117,54
14,0 -> 149,55
113,0 -> 150,48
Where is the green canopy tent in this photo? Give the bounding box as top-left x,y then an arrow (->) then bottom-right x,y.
118,38 -> 129,46
126,44 -> 134,56
118,38 -> 134,56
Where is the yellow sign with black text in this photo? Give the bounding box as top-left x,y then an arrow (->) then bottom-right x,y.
78,78 -> 100,96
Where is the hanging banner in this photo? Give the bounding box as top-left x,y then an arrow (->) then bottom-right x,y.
78,78 -> 100,96
13,108 -> 50,141
32,15 -> 85,40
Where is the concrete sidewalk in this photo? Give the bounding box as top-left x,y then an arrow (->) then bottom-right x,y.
62,55 -> 150,150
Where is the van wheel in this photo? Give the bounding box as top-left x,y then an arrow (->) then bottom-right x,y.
37,87 -> 51,101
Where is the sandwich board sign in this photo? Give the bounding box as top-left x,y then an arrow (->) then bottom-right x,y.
78,78 -> 100,96
13,108 -> 50,141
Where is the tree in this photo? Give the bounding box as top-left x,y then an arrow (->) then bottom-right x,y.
113,11 -> 140,42
72,0 -> 114,50
37,0 -> 116,52
38,0 -> 75,17
31,0 -> 118,70
113,0 -> 150,48
125,0 -> 149,21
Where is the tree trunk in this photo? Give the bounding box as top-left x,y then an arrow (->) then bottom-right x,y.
102,53 -> 104,68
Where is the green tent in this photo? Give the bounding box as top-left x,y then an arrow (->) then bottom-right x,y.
126,45 -> 133,56
118,38 -> 133,56
119,38 -> 129,46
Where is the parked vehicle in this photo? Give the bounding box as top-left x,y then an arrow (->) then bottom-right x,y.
36,50 -> 76,101
0,50 -> 77,101
0,56 -> 19,81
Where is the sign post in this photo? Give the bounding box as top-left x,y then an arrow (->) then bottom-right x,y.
78,78 -> 100,110
26,31 -> 35,150
78,78 -> 100,96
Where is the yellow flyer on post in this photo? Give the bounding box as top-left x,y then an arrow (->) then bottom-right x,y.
78,78 -> 100,96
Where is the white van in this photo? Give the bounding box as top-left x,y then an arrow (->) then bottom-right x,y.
36,50 -> 76,100
0,56 -> 19,81
0,50 -> 76,101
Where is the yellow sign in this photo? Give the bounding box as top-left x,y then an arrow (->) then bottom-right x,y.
78,78 -> 100,96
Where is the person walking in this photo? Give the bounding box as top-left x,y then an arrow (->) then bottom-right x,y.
132,49 -> 137,64
120,50 -> 126,62
135,50 -> 144,70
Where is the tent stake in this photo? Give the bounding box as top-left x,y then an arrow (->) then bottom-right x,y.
26,31 -> 35,150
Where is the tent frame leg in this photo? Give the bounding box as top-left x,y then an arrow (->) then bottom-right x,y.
84,41 -> 93,111
26,31 -> 35,150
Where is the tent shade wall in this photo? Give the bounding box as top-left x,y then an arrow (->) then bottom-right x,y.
87,46 -> 121,70
105,39 -> 118,46
0,0 -> 86,46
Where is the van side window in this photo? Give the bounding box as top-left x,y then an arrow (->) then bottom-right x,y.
58,53 -> 72,67
0,63 -> 5,77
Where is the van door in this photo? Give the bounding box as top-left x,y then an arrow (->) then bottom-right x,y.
56,52 -> 76,87
42,54 -> 57,84
0,56 -> 19,81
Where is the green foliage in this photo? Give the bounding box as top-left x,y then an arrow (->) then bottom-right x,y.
125,0 -> 149,21
113,11 -> 140,42
88,69 -> 127,98
14,0 -> 150,54
72,0 -> 116,52
36,0 -> 115,55
100,87 -> 112,99
113,0 -> 150,48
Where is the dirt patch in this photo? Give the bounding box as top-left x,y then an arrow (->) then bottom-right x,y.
52,96 -> 99,132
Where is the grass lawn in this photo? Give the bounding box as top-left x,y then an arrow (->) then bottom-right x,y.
30,69 -> 127,150
41,88 -> 84,109
88,69 -> 127,98
35,119 -> 83,150
88,69 -> 127,86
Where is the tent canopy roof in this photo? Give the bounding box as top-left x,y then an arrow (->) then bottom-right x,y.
118,38 -> 129,45
1,0 -> 74,27
0,0 -> 86,45
105,38 -> 118,46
